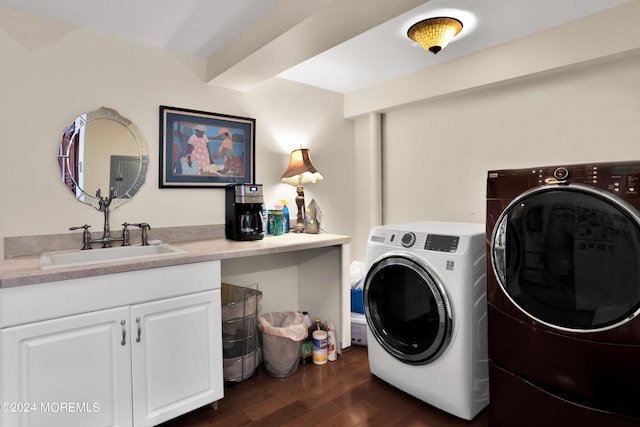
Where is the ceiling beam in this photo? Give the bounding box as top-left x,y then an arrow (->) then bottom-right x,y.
206,0 -> 430,91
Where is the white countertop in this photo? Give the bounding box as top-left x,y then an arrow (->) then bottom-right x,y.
0,233 -> 351,288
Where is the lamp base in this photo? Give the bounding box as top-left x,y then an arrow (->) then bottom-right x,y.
292,184 -> 306,233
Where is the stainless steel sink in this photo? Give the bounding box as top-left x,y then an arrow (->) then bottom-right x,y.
40,243 -> 188,270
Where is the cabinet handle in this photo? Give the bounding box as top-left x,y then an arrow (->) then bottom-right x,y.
136,317 -> 141,343
121,320 -> 126,345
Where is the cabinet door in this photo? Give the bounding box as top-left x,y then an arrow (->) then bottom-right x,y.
130,290 -> 222,427
0,306 -> 133,427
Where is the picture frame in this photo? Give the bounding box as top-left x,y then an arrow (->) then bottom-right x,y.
159,105 -> 256,188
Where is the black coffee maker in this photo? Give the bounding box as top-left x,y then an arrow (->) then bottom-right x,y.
225,184 -> 265,241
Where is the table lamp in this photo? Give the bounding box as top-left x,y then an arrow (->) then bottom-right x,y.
280,148 -> 323,233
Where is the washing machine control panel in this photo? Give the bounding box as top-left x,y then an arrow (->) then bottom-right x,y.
386,231 -> 460,253
425,234 -> 460,253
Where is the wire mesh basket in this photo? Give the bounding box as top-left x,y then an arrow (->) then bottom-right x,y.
221,282 -> 262,383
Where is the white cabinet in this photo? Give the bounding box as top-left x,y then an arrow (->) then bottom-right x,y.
1,306 -> 133,427
0,261 -> 223,427
131,291 -> 222,426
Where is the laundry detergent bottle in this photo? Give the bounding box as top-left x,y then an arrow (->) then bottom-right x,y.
281,199 -> 290,233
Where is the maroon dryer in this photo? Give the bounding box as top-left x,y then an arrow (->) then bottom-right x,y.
486,161 -> 640,427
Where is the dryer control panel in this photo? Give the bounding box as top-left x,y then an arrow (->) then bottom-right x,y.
488,160 -> 640,200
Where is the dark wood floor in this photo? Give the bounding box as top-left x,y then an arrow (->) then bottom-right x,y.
160,345 -> 489,426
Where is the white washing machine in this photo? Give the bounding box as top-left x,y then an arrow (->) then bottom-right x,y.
363,221 -> 489,420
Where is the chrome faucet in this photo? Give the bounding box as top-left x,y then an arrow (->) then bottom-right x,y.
70,187 -> 150,249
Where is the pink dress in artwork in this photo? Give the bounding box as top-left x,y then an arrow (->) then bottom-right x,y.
187,133 -> 210,173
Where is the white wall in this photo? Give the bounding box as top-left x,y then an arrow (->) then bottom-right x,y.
349,53 -> 640,259
244,78 -> 355,237
0,7 -> 353,259
381,53 -> 640,227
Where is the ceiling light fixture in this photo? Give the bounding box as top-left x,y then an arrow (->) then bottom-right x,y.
407,17 -> 463,54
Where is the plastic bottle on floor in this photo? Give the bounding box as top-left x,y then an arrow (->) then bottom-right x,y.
326,321 -> 337,361
299,311 -> 313,364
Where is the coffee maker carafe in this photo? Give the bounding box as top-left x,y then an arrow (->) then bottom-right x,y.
225,184 -> 264,241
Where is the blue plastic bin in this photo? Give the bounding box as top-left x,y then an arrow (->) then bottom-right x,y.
351,288 -> 364,314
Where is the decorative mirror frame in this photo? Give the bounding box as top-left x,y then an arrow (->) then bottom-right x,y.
58,107 -> 149,210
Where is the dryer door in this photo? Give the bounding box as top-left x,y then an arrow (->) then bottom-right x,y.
492,183 -> 640,333
364,253 -> 452,365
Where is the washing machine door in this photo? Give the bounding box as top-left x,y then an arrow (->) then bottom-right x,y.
364,253 -> 452,365
492,183 -> 640,333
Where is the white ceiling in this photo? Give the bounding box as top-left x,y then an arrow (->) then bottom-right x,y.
0,0 -> 631,94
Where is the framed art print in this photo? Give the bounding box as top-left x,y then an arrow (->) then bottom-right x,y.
159,105 -> 255,188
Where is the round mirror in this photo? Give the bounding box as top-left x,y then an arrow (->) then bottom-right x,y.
57,107 -> 149,210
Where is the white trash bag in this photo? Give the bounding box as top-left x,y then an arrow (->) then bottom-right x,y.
259,311 -> 308,377
258,311 -> 308,341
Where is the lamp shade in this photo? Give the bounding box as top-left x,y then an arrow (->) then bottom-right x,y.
280,148 -> 324,186
407,17 -> 463,54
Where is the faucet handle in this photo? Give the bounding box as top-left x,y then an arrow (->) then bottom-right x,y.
129,223 -> 151,246
139,223 -> 151,246
69,225 -> 92,250
69,224 -> 91,231
121,223 -> 131,247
